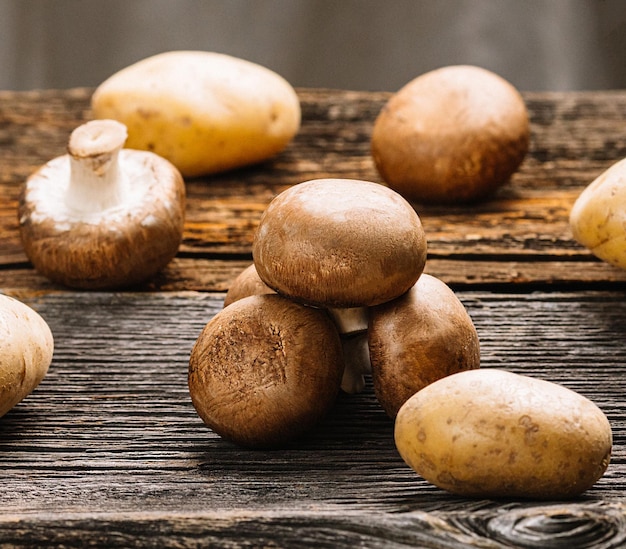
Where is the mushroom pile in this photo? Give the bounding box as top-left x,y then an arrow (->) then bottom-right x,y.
188,178 -> 481,447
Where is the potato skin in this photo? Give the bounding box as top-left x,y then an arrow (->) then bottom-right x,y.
0,295 -> 54,418
395,369 -> 612,500
92,51 -> 301,178
570,157 -> 626,270
371,65 -> 529,204
369,274 -> 480,418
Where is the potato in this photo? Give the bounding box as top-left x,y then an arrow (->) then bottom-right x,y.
0,294 -> 54,418
570,157 -> 626,269
371,65 -> 529,204
92,51 -> 301,178
395,369 -> 612,500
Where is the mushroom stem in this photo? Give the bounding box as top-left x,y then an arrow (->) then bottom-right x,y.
326,306 -> 371,394
340,332 -> 372,394
327,306 -> 369,336
66,119 -> 128,214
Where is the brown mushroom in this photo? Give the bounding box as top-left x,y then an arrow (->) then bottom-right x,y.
252,178 -> 427,310
223,263 -> 370,394
369,273 -> 480,418
252,178 -> 427,393
371,65 -> 530,204
188,293 -> 344,448
339,331 -> 372,394
223,263 -> 275,307
18,119 -> 185,289
225,264 -> 372,336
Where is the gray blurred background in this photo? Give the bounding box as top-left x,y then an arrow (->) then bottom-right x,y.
2,0 -> 626,92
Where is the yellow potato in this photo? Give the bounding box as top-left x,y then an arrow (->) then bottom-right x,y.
0,295 -> 54,418
395,369 -> 612,500
570,158 -> 626,269
92,51 -> 301,178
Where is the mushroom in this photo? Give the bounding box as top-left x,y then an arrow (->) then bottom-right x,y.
0,294 -> 54,418
252,178 -> 427,392
188,293 -> 344,448
371,65 -> 530,204
338,331 -> 372,394
18,119 -> 186,289
224,263 -> 371,394
223,263 -> 275,307
368,273 -> 480,418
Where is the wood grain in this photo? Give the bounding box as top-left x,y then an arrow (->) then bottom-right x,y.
3,257 -> 626,295
2,504 -> 625,548
3,88 -> 626,286
3,88 -> 626,547
1,291 -> 625,547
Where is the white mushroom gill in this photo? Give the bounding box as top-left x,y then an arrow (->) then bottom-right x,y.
22,142 -> 172,230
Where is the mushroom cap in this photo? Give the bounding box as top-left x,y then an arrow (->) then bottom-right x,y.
0,294 -> 54,418
188,293 -> 344,448
18,148 -> 185,289
252,178 -> 427,308
371,65 -> 530,204
223,263 -> 275,307
369,273 -> 480,418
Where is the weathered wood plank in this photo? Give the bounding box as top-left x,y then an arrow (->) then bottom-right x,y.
3,87 -> 626,547
2,503 -> 625,548
1,256 -> 626,295
1,292 -> 624,509
3,88 -> 626,283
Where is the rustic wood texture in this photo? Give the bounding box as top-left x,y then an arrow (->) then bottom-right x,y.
1,290 -> 626,548
2,87 -> 626,547
3,88 -> 626,289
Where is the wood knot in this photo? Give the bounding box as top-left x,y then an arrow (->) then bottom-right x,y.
482,504 -> 626,548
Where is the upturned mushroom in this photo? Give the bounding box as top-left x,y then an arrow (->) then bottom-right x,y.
188,293 -> 344,448
18,119 -> 185,289
0,294 -> 54,418
252,178 -> 428,392
369,273 -> 480,418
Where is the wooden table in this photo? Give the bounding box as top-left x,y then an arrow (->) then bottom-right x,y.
1,87 -> 626,548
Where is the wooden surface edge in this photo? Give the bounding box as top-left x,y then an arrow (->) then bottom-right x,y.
2,501 -> 624,548
1,256 -> 625,296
